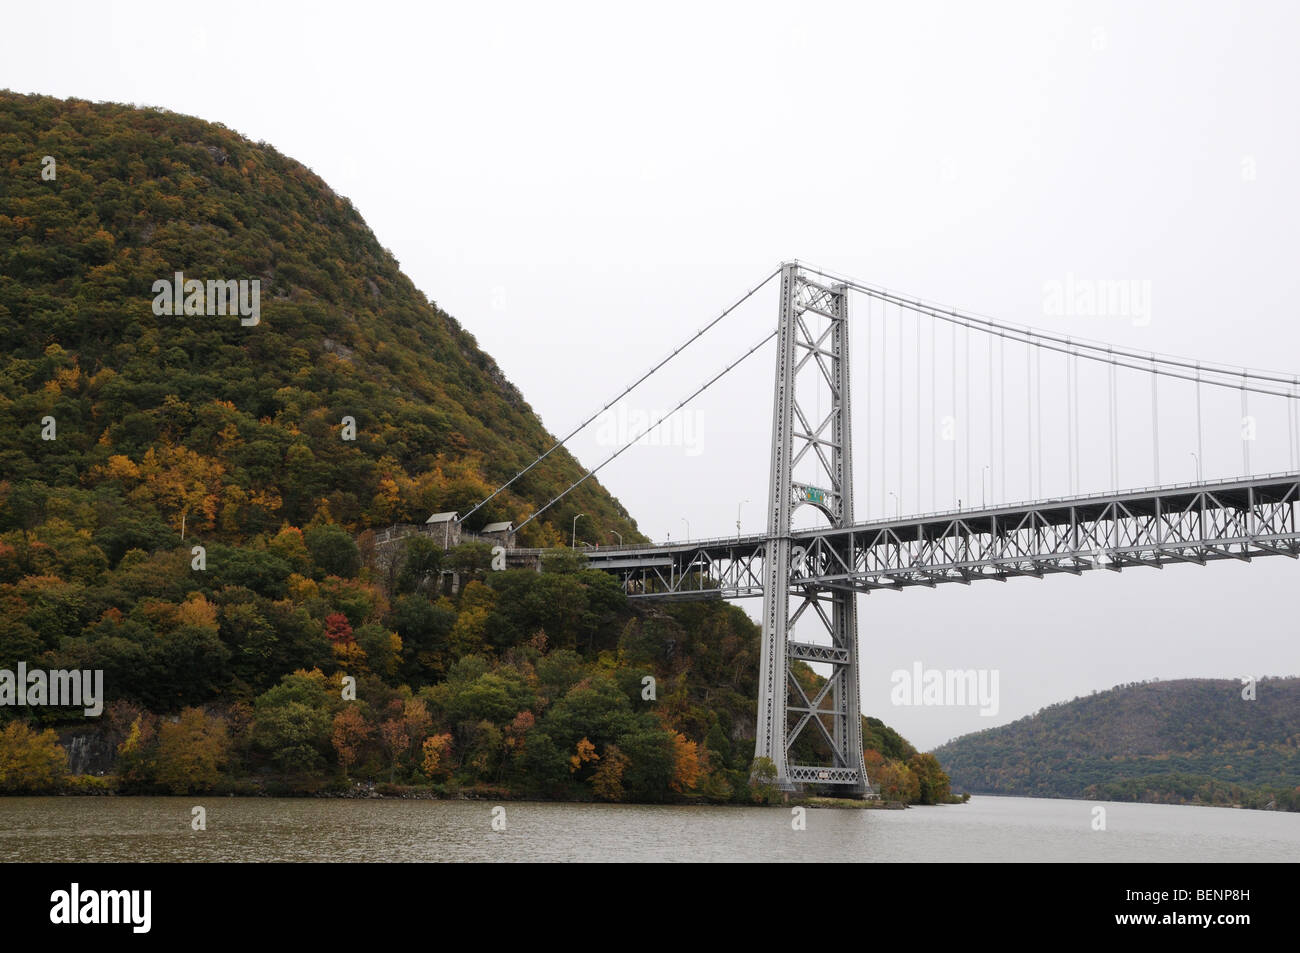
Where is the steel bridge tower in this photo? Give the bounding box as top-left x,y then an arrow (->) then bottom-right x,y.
754,262 -> 869,795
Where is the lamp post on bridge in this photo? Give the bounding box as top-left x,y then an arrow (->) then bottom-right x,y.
681,518 -> 690,542
982,465 -> 990,508
609,530 -> 622,546
1190,451 -> 1201,483
572,513 -> 583,548
737,498 -> 749,540
888,491 -> 900,520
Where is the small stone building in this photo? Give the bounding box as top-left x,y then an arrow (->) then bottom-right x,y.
424,511 -> 461,549
480,520 -> 517,549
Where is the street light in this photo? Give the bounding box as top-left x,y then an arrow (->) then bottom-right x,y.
682,518 -> 690,542
888,491 -> 900,519
981,465 -> 990,508
609,530 -> 622,546
737,498 -> 749,540
572,513 -> 583,548
1190,451 -> 1201,482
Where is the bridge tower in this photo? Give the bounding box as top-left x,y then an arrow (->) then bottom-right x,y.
754,262 -> 869,795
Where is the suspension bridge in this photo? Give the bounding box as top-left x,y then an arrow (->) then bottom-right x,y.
459,262 -> 1300,796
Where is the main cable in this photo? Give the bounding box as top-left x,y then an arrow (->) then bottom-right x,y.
463,266 -> 780,524
517,329 -> 778,531
795,263 -> 1300,387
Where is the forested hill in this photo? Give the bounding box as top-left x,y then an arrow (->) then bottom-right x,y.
0,90 -> 639,545
934,678 -> 1300,810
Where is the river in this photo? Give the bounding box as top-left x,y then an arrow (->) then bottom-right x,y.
1,795 -> 1295,862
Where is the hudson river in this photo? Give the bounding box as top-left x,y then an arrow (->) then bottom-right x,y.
1,795 -> 1296,862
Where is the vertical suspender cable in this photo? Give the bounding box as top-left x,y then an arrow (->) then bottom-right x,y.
887,298 -> 893,514
951,318 -> 957,506
1035,342 -> 1042,498
1107,350 -> 1117,490
1000,333 -> 1006,503
1241,372 -> 1251,475
882,298 -> 889,518
1072,349 -> 1081,493
988,329 -> 994,502
965,321 -> 971,507
915,303 -> 921,511
864,294 -> 872,519
897,303 -> 904,510
1195,362 -> 1204,482
1151,355 -> 1161,485
1019,336 -> 1026,498
931,311 -> 937,511
1066,340 -> 1074,494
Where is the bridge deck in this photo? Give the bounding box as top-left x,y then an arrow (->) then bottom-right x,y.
586,472 -> 1300,599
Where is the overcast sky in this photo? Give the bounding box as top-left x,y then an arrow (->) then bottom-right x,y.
6,0 -> 1298,749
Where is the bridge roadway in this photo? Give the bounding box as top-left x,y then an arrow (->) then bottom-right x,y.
583,471 -> 1300,600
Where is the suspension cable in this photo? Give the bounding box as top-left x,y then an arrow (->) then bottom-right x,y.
516,329 -> 777,531
915,302 -> 921,509
864,293 -> 872,518
896,302 -> 903,510
1000,332 -> 1006,502
462,266 -> 780,524
950,317 -> 957,507
964,320 -> 971,506
1242,372 -> 1251,475
987,330 -> 994,502
1035,341 -> 1042,498
1151,354 -> 1160,484
1195,362 -> 1204,479
799,265 -> 1300,389
1025,335 -> 1031,499
931,310 -> 937,511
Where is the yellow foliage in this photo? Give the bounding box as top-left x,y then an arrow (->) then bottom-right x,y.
176,592 -> 219,630
670,731 -> 702,793
570,736 -> 600,773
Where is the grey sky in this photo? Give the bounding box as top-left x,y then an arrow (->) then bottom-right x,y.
5,0 -> 1298,749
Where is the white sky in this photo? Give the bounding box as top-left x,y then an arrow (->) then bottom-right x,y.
5,0 -> 1299,749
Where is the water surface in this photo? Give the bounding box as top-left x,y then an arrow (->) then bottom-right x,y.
1,795 -> 1294,862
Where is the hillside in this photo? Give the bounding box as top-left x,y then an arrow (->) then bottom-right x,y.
934,678 -> 1300,810
0,90 -> 639,545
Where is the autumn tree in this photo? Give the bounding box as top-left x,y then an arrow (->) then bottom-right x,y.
569,736 -> 600,775
421,732 -> 454,781
154,707 -> 230,794
591,744 -> 629,801
332,706 -> 371,779
0,722 -> 68,792
669,731 -> 702,794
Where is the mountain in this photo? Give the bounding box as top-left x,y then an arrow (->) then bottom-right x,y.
0,90 -> 639,545
933,677 -> 1300,810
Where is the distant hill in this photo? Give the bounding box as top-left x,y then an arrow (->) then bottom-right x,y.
933,678 -> 1300,810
